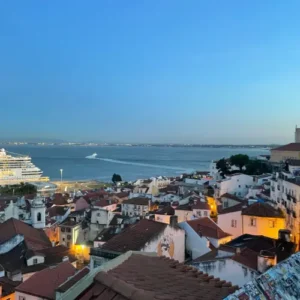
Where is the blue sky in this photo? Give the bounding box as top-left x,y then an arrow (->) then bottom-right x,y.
1,1 -> 300,144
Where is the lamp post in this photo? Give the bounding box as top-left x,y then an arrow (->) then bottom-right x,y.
60,169 -> 63,182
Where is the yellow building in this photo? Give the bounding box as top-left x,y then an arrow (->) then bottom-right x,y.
270,143 -> 300,163
241,202 -> 285,239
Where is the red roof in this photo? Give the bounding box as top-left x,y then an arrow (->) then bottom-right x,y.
101,219 -> 167,253
16,261 -> 77,299
94,199 -> 117,208
220,193 -> 244,202
218,203 -> 246,215
191,200 -> 211,210
78,254 -> 239,300
242,202 -> 285,218
272,143 -> 300,152
0,218 -> 51,250
122,197 -> 149,206
187,217 -> 232,239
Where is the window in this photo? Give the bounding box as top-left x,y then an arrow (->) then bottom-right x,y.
97,212 -> 101,217
67,235 -> 72,240
250,218 -> 256,227
223,202 -> 229,208
62,238 -> 65,241
269,220 -> 275,228
204,211 -> 208,217
61,227 -> 66,233
33,258 -> 38,265
19,297 -> 26,300
197,211 -> 201,217
231,220 -> 237,228
67,228 -> 71,233
37,212 -> 42,222
238,185 -> 241,188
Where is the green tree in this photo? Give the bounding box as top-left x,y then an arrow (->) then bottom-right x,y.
245,160 -> 271,175
112,173 -> 122,183
229,154 -> 249,171
216,158 -> 230,178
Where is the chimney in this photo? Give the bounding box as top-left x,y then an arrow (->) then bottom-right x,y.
51,240 -> 56,247
236,247 -> 241,254
278,229 -> 291,242
169,215 -> 178,227
257,250 -> 277,273
62,256 -> 69,262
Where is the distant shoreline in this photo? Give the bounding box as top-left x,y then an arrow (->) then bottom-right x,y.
0,143 -> 274,149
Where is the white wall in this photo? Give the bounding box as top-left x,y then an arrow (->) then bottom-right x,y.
175,209 -> 210,223
218,211 -> 243,239
142,225 -> 185,263
194,259 -> 258,287
16,291 -> 43,300
179,222 -> 211,259
121,203 -> 149,217
216,174 -> 254,198
175,210 -> 194,223
27,255 -> 45,266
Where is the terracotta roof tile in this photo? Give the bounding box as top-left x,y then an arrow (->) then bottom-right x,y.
272,143 -> 300,152
220,193 -> 244,202
122,197 -> 149,206
101,219 -> 167,253
218,203 -> 246,215
47,205 -> 69,217
94,199 -> 117,208
0,218 -> 51,250
57,267 -> 90,292
187,217 -> 231,239
16,261 -> 77,299
85,254 -> 239,300
191,200 -> 210,210
155,206 -> 175,215
231,248 -> 258,270
242,202 -> 284,218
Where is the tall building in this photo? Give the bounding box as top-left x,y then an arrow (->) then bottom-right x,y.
295,125 -> 300,143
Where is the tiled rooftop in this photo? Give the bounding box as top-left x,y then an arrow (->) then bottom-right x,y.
100,219 -> 167,253
218,203 -> 246,215
187,217 -> 231,239
16,261 -> 77,299
122,197 -> 149,206
0,218 -> 51,250
272,143 -> 300,152
242,202 -> 284,218
78,254 -> 239,300
220,193 -> 244,202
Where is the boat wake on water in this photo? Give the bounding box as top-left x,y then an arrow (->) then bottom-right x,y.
86,153 -> 98,159
88,156 -> 194,172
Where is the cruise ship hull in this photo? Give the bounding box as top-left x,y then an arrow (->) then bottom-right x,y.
0,148 -> 49,186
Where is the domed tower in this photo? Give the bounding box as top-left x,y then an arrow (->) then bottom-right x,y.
31,197 -> 46,229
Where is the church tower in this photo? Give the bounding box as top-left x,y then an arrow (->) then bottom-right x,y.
31,197 -> 46,229
296,125 -> 300,143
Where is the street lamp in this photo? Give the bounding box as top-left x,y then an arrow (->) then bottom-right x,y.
60,169 -> 63,182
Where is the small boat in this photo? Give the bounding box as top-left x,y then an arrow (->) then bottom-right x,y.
86,153 -> 98,159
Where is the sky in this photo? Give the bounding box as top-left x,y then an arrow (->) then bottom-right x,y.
1,1 -> 300,144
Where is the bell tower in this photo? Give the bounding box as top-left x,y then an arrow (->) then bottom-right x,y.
295,126 -> 300,143
31,197 -> 46,229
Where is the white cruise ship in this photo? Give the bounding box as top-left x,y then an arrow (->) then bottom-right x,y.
0,148 -> 48,185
